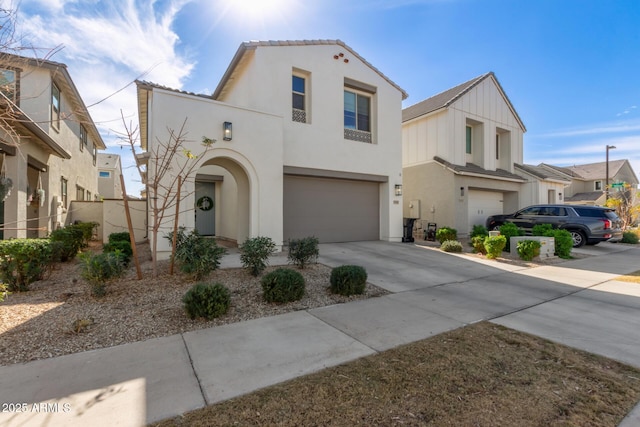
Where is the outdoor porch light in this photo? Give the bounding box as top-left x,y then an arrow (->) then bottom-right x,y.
394,184 -> 402,197
223,121 -> 232,141
460,187 -> 465,197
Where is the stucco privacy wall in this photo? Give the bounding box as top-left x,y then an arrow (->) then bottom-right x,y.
70,200 -> 147,242
144,88 -> 284,258
217,43 -> 404,241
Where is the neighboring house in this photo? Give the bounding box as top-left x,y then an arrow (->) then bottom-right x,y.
137,39 -> 407,258
540,160 -> 639,205
514,163 -> 572,206
97,153 -> 123,199
0,54 -> 105,239
401,72 -> 526,236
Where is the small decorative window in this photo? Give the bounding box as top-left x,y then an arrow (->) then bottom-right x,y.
594,181 -> 603,191
99,171 -> 111,178
292,75 -> 306,123
466,126 -> 472,154
495,134 -> 500,160
0,68 -> 18,104
93,146 -> 97,166
61,177 -> 68,208
51,83 -> 60,129
80,125 -> 87,151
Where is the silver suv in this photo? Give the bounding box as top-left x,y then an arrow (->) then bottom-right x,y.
485,204 -> 623,247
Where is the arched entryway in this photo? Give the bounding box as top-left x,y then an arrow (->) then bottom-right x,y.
194,154 -> 253,245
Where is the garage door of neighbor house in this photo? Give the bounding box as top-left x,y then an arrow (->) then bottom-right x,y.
468,190 -> 504,232
284,175 -> 379,243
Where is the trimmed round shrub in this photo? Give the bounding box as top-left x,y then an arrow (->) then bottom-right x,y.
261,268 -> 305,303
499,222 -> 523,252
517,240 -> 541,261
440,240 -> 463,253
239,236 -> 277,276
552,229 -> 573,258
471,236 -> 487,254
622,231 -> 639,244
49,226 -> 84,262
330,265 -> 367,296
435,227 -> 457,244
484,235 -> 507,259
108,232 -> 131,243
470,225 -> 489,239
103,240 -> 133,261
182,282 -> 231,320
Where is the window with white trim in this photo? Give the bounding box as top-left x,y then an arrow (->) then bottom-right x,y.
0,68 -> 18,104
292,74 -> 307,123
594,180 -> 603,191
51,83 -> 60,129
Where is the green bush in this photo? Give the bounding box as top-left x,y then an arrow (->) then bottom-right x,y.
484,235 -> 507,259
166,228 -> 227,280
261,268 -> 305,303
103,240 -> 133,264
435,227 -> 457,244
330,265 -> 367,296
471,236 -> 487,254
499,222 -> 523,252
622,231 -> 639,244
108,232 -> 131,243
79,251 -> 126,297
532,223 -> 554,237
0,239 -> 52,292
239,236 -> 277,276
182,282 -> 231,320
73,222 -> 99,247
470,225 -> 489,239
517,240 -> 541,261
440,240 -> 463,252
0,283 -> 9,302
49,226 -> 84,262
287,236 -> 319,269
551,229 -> 573,258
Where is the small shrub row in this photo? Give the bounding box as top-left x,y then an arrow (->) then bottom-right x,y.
532,225 -> 573,258
622,231 -> 639,244
0,239 -> 52,292
498,223 -> 523,252
517,240 -> 541,261
440,240 -> 463,253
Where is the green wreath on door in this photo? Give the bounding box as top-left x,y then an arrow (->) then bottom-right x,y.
196,196 -> 214,211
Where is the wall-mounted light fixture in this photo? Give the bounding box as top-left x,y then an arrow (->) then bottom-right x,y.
394,184 -> 402,197
223,122 -> 232,141
460,187 -> 465,197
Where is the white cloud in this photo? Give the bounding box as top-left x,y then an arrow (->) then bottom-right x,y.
533,119 -> 640,138
17,0 -> 196,194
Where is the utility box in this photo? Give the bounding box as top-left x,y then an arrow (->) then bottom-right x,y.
509,236 -> 555,259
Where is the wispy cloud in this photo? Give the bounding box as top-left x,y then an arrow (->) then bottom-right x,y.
19,0 -> 196,137
533,118 -> 640,138
617,105 -> 638,117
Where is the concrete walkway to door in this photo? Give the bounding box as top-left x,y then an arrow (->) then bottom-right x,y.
1,241 -> 639,426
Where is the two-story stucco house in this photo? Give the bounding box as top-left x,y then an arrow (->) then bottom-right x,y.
401,72 -> 526,236
137,40 -> 407,257
96,153 -> 123,199
0,54 -> 105,239
540,159 -> 639,205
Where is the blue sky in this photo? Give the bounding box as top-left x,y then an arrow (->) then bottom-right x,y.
15,0 -> 640,195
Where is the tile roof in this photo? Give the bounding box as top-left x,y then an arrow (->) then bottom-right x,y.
515,164 -> 572,183
434,156 -> 525,182
212,39 -> 408,100
402,72 -> 526,131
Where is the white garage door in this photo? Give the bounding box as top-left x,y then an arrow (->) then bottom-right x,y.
468,190 -> 503,232
284,175 -> 380,243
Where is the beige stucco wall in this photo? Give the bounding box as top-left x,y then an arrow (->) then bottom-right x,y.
145,88 -> 284,259
218,43 -> 404,241
402,162 -> 456,231
70,200 -> 146,243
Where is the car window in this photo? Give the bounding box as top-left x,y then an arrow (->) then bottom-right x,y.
556,207 -> 567,216
604,210 -> 621,220
519,207 -> 540,216
574,207 -> 604,217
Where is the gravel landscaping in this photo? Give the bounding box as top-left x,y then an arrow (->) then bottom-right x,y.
0,241 -> 388,366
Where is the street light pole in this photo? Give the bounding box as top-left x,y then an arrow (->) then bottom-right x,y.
605,144 -> 616,201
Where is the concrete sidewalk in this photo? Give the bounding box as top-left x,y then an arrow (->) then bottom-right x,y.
1,242 -> 639,426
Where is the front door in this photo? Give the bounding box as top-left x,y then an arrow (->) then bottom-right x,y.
195,181 -> 215,236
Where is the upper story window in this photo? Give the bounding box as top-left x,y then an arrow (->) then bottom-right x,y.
80,125 -> 87,151
594,180 -> 603,191
0,68 -> 18,104
99,171 -> 111,178
465,126 -> 472,154
344,90 -> 372,143
495,134 -> 500,160
292,74 -> 306,123
76,185 -> 85,201
93,146 -> 97,166
51,83 -> 61,130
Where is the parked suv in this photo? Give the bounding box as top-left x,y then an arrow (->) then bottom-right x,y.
485,204 -> 623,247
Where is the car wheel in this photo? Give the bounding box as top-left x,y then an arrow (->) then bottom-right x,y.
570,230 -> 586,248
491,224 -> 502,231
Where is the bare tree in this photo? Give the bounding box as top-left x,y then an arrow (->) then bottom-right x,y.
119,114 -> 214,276
606,185 -> 640,229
